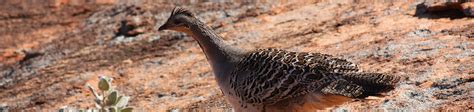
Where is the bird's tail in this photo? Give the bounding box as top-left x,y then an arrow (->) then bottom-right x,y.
342,72 -> 401,97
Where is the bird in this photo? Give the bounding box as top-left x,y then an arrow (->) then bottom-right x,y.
158,7 -> 401,112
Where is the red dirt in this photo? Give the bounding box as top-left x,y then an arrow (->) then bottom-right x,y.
0,0 -> 472,111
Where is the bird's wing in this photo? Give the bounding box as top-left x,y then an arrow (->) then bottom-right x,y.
229,48 -> 363,106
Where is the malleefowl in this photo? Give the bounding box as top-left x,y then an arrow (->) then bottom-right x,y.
158,7 -> 400,112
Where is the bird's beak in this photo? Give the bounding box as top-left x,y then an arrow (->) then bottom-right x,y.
158,23 -> 169,31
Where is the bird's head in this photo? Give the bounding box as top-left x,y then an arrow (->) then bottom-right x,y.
158,7 -> 195,33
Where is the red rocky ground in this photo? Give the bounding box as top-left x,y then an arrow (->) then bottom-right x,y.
0,0 -> 472,111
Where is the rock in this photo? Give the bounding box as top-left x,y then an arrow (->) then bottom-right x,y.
432,77 -> 467,89
51,0 -> 117,8
414,1 -> 474,19
409,29 -> 433,38
1,0 -> 473,111
419,81 -> 434,88
113,6 -> 156,38
461,2 -> 474,16
95,0 -> 116,5
122,59 -> 133,64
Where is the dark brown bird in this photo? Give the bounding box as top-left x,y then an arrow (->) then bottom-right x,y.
158,7 -> 400,112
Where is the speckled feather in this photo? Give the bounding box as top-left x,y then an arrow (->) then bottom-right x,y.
228,48 -> 400,107
161,7 -> 401,111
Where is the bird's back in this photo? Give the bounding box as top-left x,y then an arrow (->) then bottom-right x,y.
225,48 -> 400,111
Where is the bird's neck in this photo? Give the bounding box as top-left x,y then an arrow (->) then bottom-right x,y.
182,17 -> 245,82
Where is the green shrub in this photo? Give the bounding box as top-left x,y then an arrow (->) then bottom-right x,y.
60,76 -> 133,112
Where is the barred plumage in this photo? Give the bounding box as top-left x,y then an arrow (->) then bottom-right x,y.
228,49 -> 399,108
159,7 -> 401,111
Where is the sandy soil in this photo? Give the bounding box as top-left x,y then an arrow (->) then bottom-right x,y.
0,0 -> 473,111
